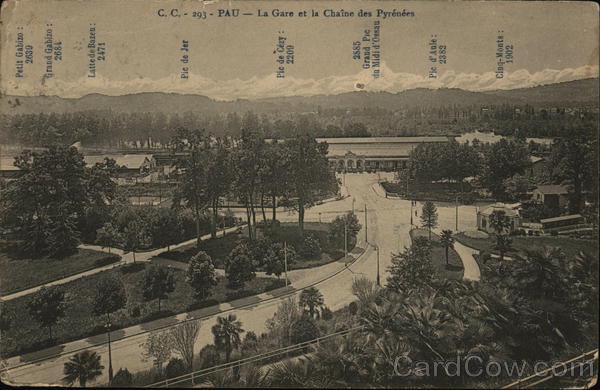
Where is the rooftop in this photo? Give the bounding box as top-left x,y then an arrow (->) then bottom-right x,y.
479,202 -> 520,217
84,154 -> 153,169
534,184 -> 569,195
316,136 -> 451,144
540,214 -> 583,224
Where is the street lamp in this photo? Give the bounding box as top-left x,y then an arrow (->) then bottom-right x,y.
352,198 -> 355,214
105,321 -> 114,383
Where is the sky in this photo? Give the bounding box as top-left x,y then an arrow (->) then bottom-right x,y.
1,0 -> 598,100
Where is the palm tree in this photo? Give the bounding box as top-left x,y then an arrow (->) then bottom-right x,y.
512,247 -> 566,299
62,350 -> 104,387
440,230 -> 454,266
211,314 -> 244,362
299,287 -> 325,319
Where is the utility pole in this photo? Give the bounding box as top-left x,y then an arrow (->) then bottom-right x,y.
376,245 -> 380,287
410,200 -> 413,226
455,194 -> 459,231
106,322 -> 113,383
284,241 -> 289,286
344,218 -> 348,261
352,198 -> 355,214
364,204 -> 368,243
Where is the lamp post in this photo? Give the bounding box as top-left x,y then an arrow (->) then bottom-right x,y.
344,218 -> 348,262
352,198 -> 355,214
364,204 -> 368,244
284,242 -> 289,286
105,321 -> 113,383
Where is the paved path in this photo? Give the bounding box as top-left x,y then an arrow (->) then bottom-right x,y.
452,240 -> 481,281
0,226 -> 241,302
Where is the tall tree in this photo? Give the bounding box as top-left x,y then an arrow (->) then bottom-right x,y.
212,314 -> 244,362
259,142 -> 290,223
62,350 -> 104,387
186,251 -> 218,301
284,136 -> 338,234
420,201 -> 438,240
204,138 -> 233,238
171,128 -> 210,247
387,237 -> 434,294
328,212 -> 362,248
92,276 -> 127,324
479,138 -> 530,199
122,219 -> 151,262
27,286 -> 66,340
549,136 -> 596,214
140,331 -> 173,370
231,116 -> 264,241
142,266 -> 176,311
225,241 -> 257,289
168,319 -> 201,371
95,222 -> 122,254
440,230 -> 454,266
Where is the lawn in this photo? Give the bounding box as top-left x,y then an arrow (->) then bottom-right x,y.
154,222 -> 352,271
410,228 -> 464,280
0,242 -> 120,295
0,262 -> 285,359
454,233 -> 599,260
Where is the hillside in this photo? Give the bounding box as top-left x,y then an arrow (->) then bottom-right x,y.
1,78 -> 597,115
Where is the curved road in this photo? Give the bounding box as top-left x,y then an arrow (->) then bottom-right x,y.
4,173 -> 478,386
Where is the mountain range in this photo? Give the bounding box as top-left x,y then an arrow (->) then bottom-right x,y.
1,78 -> 597,115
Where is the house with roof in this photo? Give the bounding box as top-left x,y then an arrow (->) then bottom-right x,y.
532,184 -> 570,210
477,202 -> 522,234
0,157 -> 22,179
316,136 -> 452,172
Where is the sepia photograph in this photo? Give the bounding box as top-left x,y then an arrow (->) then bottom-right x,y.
0,0 -> 598,387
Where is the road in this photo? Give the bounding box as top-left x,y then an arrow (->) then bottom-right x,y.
3,173 -> 479,386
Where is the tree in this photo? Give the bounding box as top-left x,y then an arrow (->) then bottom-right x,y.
328,212 -> 362,248
111,368 -> 133,387
171,128 -> 210,247
512,248 -> 567,299
95,222 -> 121,254
503,174 -> 533,201
168,319 -> 201,371
290,315 -> 320,344
141,330 -> 173,370
225,241 -> 257,289
204,139 -> 233,238
263,243 -> 297,278
187,251 -> 218,301
165,358 -> 187,379
266,297 -> 301,347
550,136 -> 597,214
260,142 -> 291,222
479,138 -> 530,198
420,201 -> 438,240
231,116 -> 264,241
153,209 -> 183,252
0,147 -> 117,257
387,237 -> 434,293
299,287 -> 325,319
212,314 -> 244,362
284,136 -> 338,234
92,276 -> 127,323
62,350 -> 104,387
489,210 -> 510,235
495,235 -> 513,262
122,219 -> 151,262
440,230 -> 454,266
142,266 -> 176,311
27,286 -> 66,340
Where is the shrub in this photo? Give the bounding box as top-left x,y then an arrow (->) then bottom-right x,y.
111,368 -> 133,387
298,234 -> 321,259
130,305 -> 142,318
198,344 -> 220,369
348,301 -> 358,315
165,358 -> 187,379
320,306 -> 333,321
479,251 -> 492,264
290,315 -> 320,344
